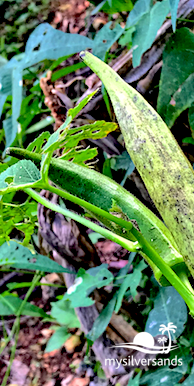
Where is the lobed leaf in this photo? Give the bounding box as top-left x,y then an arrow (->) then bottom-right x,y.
63,265 -> 114,307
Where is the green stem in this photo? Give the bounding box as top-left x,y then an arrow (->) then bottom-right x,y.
25,188 -> 140,252
167,16 -> 194,23
0,272 -> 42,376
45,183 -> 134,233
25,188 -> 194,315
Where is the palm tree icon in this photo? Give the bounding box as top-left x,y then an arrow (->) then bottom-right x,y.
159,322 -> 177,353
158,336 -> 168,352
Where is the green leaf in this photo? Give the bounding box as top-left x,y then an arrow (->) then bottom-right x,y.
126,0 -> 151,28
92,0 -> 133,15
175,364 -> 194,386
24,23 -> 93,65
0,160 -> 41,194
51,299 -> 80,328
132,0 -> 170,67
169,0 -> 179,31
0,295 -> 48,317
182,137 -> 194,145
0,23 -> 94,149
60,120 -> 118,166
188,103 -> 194,131
51,62 -> 86,82
0,240 -> 74,273
157,28 -> 194,126
140,365 -> 187,386
145,287 -> 188,339
119,27 -> 135,48
110,151 -> 135,186
0,200 -> 37,246
63,266 -> 114,307
127,372 -> 141,386
45,327 -> 71,353
93,22 -> 123,61
160,72 -> 194,128
87,294 -> 117,342
67,91 -> 98,121
115,260 -> 147,312
27,131 -> 51,153
110,151 -> 134,171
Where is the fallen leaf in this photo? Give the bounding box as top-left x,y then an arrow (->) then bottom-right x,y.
63,335 -> 82,353
68,377 -> 90,386
61,374 -> 74,386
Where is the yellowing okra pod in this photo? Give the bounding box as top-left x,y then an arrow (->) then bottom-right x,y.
80,51 -> 194,277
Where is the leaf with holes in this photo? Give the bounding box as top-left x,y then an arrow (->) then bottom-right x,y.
27,131 -> 50,153
0,159 -> 41,194
59,121 -> 118,166
60,147 -> 98,167
0,240 -> 74,273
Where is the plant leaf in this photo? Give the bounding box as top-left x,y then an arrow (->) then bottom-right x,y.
169,0 -> 179,31
128,373 -> 141,386
0,200 -> 37,246
63,266 -> 114,307
115,260 -> 147,313
45,327 -> 71,353
93,22 -> 123,60
188,103 -> 194,131
27,132 -> 51,153
126,0 -> 151,28
0,295 -> 48,317
86,294 -> 117,342
60,121 -> 118,166
0,240 -> 74,273
157,28 -> 194,126
132,0 -> 170,67
24,23 -> 93,66
140,365 -> 188,386
51,299 -> 80,328
0,23 -> 94,148
67,90 -> 97,121
145,286 -> 188,339
0,160 -> 41,194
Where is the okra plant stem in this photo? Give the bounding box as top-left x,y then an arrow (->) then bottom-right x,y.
24,188 -> 140,252
25,188 -> 194,316
45,183 -> 134,233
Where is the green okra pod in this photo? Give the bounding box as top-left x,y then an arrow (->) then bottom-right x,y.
7,147 -> 186,286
